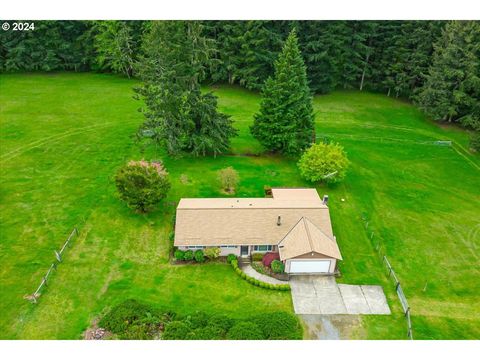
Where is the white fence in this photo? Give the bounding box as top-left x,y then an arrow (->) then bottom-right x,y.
25,227 -> 79,304
362,214 -> 413,340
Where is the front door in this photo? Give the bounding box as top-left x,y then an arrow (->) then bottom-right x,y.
240,246 -> 249,257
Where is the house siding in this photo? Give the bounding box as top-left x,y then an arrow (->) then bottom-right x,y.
178,245 -> 241,256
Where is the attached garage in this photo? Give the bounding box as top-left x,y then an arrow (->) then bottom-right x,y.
278,217 -> 342,275
288,259 -> 332,274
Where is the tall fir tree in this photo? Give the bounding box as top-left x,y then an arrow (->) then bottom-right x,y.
135,21 -> 237,156
416,21 -> 480,130
93,21 -> 145,78
250,29 -> 315,155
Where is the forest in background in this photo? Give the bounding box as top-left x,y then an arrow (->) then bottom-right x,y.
1,20 -> 479,133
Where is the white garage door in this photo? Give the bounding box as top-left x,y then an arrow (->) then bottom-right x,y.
289,260 -> 331,274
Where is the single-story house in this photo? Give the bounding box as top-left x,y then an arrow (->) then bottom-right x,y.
174,188 -> 342,274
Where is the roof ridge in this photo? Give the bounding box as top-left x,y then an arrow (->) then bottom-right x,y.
277,216 -> 305,246
303,217 -> 315,252
304,217 -> 335,242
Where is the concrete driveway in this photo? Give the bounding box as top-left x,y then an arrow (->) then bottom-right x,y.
290,276 -> 390,315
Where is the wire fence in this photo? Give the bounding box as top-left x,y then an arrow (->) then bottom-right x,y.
361,214 -> 413,340
25,227 -> 79,304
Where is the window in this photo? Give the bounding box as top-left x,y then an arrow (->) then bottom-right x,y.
186,246 -> 205,249
221,245 -> 237,248
253,245 -> 272,252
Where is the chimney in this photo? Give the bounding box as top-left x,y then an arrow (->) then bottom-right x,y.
322,195 -> 329,205
277,216 -> 281,226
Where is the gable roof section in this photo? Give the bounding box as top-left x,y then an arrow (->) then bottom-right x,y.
278,217 -> 342,261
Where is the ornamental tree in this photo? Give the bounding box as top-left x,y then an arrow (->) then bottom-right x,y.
297,143 -> 350,184
115,160 -> 171,212
218,166 -> 239,194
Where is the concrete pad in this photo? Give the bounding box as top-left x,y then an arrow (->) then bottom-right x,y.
338,284 -> 371,314
314,281 -> 347,314
292,295 -> 322,314
361,285 -> 391,315
290,276 -> 390,316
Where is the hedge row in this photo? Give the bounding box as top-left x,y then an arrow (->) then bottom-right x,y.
99,299 -> 302,340
231,260 -> 290,291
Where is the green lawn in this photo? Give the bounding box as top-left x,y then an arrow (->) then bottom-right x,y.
0,73 -> 479,339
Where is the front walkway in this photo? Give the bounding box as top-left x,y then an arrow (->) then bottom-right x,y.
242,264 -> 288,285
290,276 -> 390,315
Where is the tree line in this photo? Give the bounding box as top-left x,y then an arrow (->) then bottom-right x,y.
1,20 -> 478,134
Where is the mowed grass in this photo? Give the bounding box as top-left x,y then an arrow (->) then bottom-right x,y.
0,73 -> 479,339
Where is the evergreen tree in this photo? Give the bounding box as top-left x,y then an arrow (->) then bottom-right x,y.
250,29 -> 315,155
416,21 -> 480,130
93,21 -> 144,78
134,21 -> 237,156
296,21 -> 347,94
236,21 -> 287,90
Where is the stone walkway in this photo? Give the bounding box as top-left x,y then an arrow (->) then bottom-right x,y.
242,264 -> 288,285
290,276 -> 390,315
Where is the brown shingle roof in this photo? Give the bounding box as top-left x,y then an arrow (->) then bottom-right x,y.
174,188 -> 341,260
278,217 -> 342,260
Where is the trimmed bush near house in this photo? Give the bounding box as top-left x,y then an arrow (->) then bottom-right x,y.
174,249 -> 185,261
251,253 -> 264,261
184,250 -> 194,261
194,249 -> 205,263
204,247 -> 220,259
271,260 -> 285,274
226,254 -> 237,264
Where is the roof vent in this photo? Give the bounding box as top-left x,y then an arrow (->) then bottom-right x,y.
322,195 -> 329,205
277,216 -> 281,226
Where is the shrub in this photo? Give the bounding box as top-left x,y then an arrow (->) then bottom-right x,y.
162,320 -> 192,340
168,231 -> 175,242
262,252 -> 280,266
218,167 -> 239,193
194,249 -> 205,262
226,321 -> 264,340
204,247 -> 220,259
271,260 -> 285,274
174,249 -> 185,261
470,132 -> 480,152
251,312 -> 302,340
190,325 -> 224,340
227,254 -> 237,264
298,142 -> 350,184
115,160 -> 171,212
208,315 -> 234,335
98,299 -> 171,339
251,253 -> 264,261
188,311 -> 209,328
184,250 -> 194,261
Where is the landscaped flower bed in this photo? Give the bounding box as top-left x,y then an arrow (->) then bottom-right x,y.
230,259 -> 290,291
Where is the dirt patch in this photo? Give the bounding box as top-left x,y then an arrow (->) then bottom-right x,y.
300,315 -> 363,340
84,318 -> 113,340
